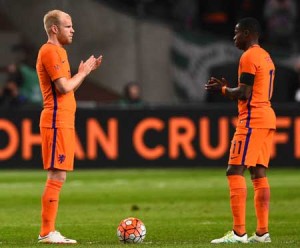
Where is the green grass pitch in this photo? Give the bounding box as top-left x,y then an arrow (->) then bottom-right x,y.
0,168 -> 299,247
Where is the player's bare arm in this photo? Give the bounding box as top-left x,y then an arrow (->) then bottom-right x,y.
205,77 -> 252,101
224,84 -> 252,100
54,55 -> 103,94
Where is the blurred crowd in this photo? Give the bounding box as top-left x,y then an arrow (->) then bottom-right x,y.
0,40 -> 42,108
103,0 -> 300,103
119,82 -> 145,107
1,0 -> 300,106
115,0 -> 300,52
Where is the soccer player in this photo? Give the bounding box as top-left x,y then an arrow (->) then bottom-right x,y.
205,17 -> 276,243
36,10 -> 102,244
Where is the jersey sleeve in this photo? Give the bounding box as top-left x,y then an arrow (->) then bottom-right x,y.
41,47 -> 65,82
240,51 -> 257,75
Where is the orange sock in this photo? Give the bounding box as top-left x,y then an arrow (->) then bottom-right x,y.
227,175 -> 247,236
40,179 -> 63,237
252,177 -> 270,235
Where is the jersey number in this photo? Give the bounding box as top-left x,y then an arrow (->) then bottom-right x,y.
232,140 -> 242,154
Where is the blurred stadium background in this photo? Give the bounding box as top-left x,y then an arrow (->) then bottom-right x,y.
0,1 -> 300,247
1,0 -> 300,168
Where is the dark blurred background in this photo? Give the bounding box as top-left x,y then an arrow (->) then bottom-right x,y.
1,0 -> 300,168
0,0 -> 300,107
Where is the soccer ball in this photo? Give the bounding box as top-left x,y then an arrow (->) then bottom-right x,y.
117,217 -> 146,243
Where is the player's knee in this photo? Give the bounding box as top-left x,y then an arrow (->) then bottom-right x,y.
47,169 -> 67,182
226,164 -> 246,176
249,164 -> 266,179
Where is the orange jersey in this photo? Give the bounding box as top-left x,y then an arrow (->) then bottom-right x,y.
237,45 -> 276,129
36,43 -> 75,128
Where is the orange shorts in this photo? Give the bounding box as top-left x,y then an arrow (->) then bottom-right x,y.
40,127 -> 75,171
228,127 -> 275,168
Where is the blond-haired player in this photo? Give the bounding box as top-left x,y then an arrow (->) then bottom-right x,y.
36,9 -> 102,244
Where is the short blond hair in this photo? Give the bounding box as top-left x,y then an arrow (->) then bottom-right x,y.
43,9 -> 69,34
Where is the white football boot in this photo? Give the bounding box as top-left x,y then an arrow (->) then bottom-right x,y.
38,230 -> 77,244
248,232 -> 271,243
211,230 -> 248,244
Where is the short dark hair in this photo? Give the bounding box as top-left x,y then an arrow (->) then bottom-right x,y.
124,82 -> 140,99
238,17 -> 261,36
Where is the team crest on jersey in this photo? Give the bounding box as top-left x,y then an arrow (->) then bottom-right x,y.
58,154 -> 66,164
